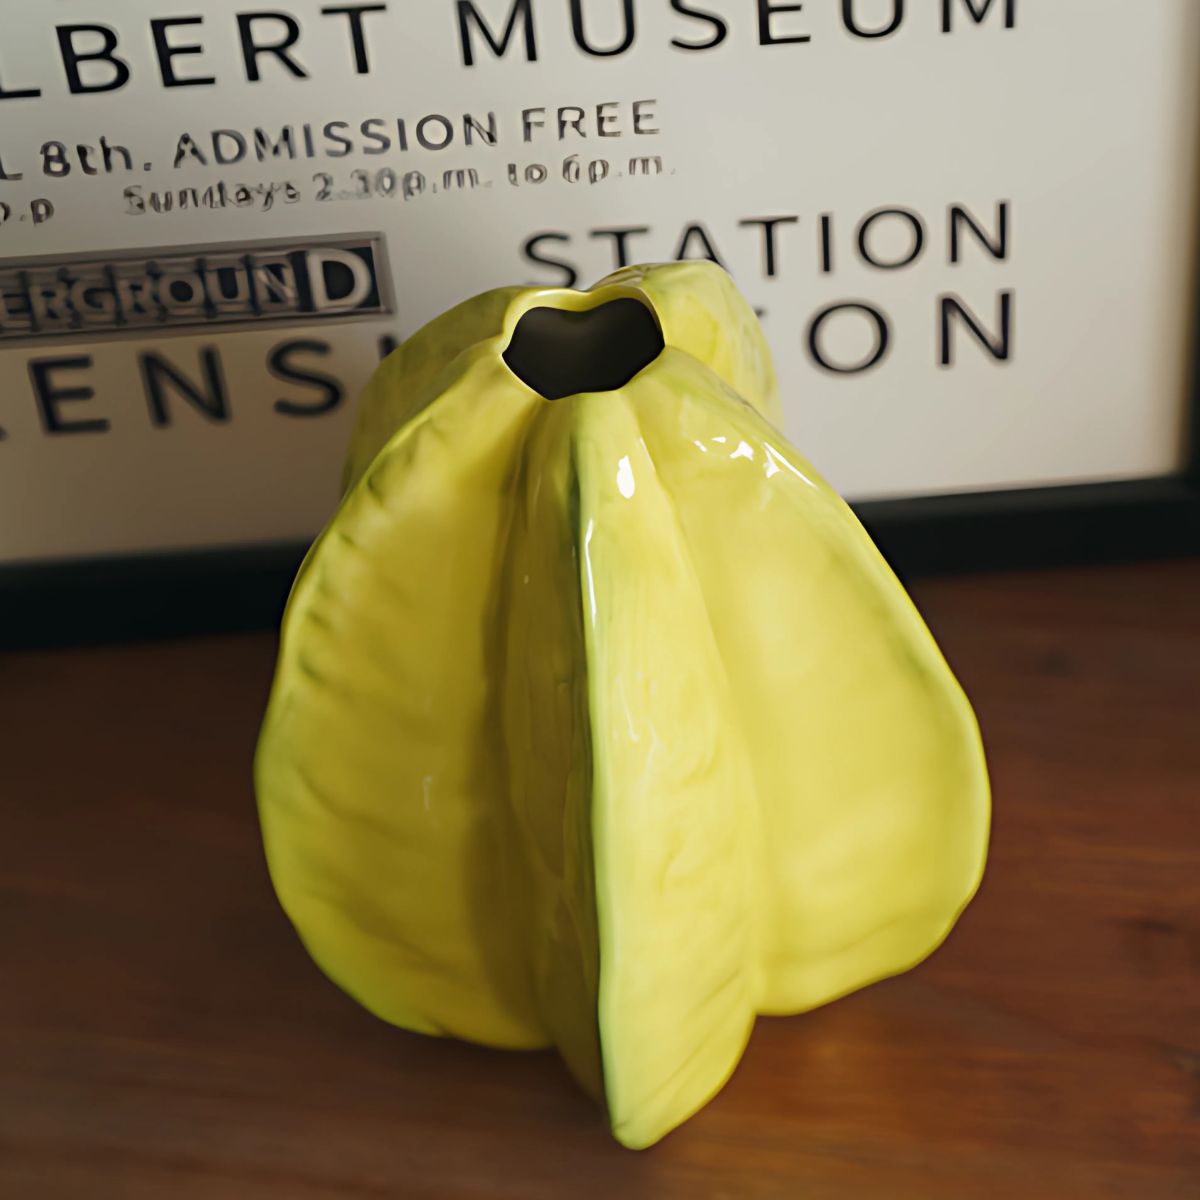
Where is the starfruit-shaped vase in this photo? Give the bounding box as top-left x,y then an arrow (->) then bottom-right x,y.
255,261 -> 989,1149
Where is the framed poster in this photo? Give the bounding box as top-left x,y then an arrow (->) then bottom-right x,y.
1,0 -> 1197,644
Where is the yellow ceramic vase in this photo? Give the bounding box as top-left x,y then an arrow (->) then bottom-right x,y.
255,261 -> 990,1149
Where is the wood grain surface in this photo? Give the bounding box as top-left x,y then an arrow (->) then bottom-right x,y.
2,560 -> 1198,1199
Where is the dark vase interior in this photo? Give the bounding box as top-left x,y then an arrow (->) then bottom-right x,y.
503,299 -> 665,400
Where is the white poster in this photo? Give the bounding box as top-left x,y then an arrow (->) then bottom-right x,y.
0,0 -> 1196,562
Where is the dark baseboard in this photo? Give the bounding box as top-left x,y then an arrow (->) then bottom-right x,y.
855,476 -> 1200,575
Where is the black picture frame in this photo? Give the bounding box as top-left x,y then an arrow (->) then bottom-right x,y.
3,272 -> 1198,651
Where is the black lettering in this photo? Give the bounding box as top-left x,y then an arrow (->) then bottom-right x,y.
213,129 -> 248,164
522,107 -> 546,140
254,126 -> 297,160
674,222 -> 726,267
596,102 -> 619,136
237,12 -> 308,82
174,132 -> 208,167
757,1 -> 810,45
361,117 -> 391,153
324,122 -> 353,156
464,112 -> 498,145
949,200 -> 1009,263
416,115 -> 453,149
522,232 -> 578,287
856,207 -> 925,269
42,142 -> 70,177
590,226 -> 650,269
101,137 -> 132,172
570,0 -> 636,57
269,339 -> 344,415
457,0 -> 537,66
558,107 -> 587,137
320,4 -> 387,73
29,356 -> 107,434
0,61 -> 41,100
739,216 -> 798,278
670,0 -> 728,50
56,25 -> 131,95
942,0 -> 1015,31
632,99 -> 658,134
819,212 -> 834,273
151,17 -> 216,88
807,303 -> 890,374
841,0 -> 905,38
141,347 -> 230,426
939,291 -> 1012,365
378,333 -> 400,359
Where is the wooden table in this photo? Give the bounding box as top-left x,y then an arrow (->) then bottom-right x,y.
2,560 -> 1198,1199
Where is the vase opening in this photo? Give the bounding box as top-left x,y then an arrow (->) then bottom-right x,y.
503,298 -> 665,400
